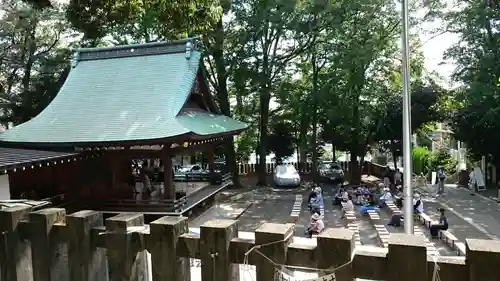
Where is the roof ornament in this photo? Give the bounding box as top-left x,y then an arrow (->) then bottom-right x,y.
71,52 -> 79,68
185,41 -> 193,60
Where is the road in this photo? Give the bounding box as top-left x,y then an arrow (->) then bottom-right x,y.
418,183 -> 500,240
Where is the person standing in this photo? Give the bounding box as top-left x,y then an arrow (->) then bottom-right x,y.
394,169 -> 402,188
437,167 -> 446,195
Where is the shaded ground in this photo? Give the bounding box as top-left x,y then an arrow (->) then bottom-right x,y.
418,184 -> 498,240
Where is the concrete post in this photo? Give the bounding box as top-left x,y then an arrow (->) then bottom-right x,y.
67,210 -> 108,281
0,206 -> 32,281
30,208 -> 67,281
149,216 -> 190,281
254,223 -> 294,281
466,238 -> 500,281
316,228 -> 354,281
387,233 -> 427,281
200,219 -> 239,281
106,213 -> 147,281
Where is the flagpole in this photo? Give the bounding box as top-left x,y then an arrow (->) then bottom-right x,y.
401,0 -> 414,234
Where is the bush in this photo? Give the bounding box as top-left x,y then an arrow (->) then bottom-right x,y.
412,146 -> 432,175
428,148 -> 457,175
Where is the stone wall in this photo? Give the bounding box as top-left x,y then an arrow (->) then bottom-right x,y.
1,207 -> 499,281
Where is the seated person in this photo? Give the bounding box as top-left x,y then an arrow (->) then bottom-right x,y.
378,188 -> 393,208
342,195 -> 355,218
413,193 -> 424,214
341,189 -> 349,202
309,193 -> 321,215
360,197 -> 378,215
333,188 -> 344,205
394,185 -> 404,209
308,188 -> 317,206
430,208 -> 448,238
306,213 -> 325,238
387,211 -> 403,227
355,186 -> 364,204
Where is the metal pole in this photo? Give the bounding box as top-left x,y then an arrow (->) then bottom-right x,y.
401,0 -> 414,234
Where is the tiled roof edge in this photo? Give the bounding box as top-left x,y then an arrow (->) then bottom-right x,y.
72,37 -> 200,63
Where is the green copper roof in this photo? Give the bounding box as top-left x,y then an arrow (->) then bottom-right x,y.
0,39 -> 247,146
177,108 -> 247,136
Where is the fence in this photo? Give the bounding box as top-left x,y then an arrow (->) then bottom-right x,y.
236,161 -> 387,178
1,207 -> 499,281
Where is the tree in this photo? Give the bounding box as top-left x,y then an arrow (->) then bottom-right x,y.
267,121 -> 295,164
65,0 -> 223,44
445,0 -> 500,174
374,82 -> 445,168
0,2 -> 74,125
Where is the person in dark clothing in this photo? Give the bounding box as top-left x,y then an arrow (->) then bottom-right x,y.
308,188 -> 317,205
430,208 -> 448,238
309,192 -> 321,215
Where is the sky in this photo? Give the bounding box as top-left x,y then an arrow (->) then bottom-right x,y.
419,19 -> 459,88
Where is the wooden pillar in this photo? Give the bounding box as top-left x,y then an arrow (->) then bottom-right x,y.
255,223 -> 294,281
387,233 -> 427,281
466,238 -> 500,281
68,210 -> 108,281
109,153 -> 118,190
163,148 -> 174,200
150,216 -> 190,281
316,228 -> 354,280
0,206 -> 32,281
200,220 -> 239,281
30,208 -> 67,281
106,213 -> 147,281
207,148 -> 215,175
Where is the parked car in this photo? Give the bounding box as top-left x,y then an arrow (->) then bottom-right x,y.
174,164 -> 227,183
174,165 -> 208,181
274,164 -> 301,187
318,162 -> 344,183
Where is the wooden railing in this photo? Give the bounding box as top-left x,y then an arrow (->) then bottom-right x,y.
1,208 -> 499,281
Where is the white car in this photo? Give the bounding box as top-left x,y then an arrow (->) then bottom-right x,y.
274,164 -> 301,187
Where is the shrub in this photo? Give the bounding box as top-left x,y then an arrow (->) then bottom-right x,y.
412,146 -> 432,175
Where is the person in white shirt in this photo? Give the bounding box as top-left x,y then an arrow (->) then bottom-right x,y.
378,187 -> 393,207
342,190 -> 349,201
413,193 -> 424,214
342,195 -> 355,218
306,213 -> 325,237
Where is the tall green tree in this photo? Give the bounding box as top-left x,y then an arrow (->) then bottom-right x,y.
0,2 -> 74,125
445,1 -> 500,169
374,82 -> 445,168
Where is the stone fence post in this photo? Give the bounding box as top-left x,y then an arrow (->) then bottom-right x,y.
466,238 -> 500,281
316,228 -> 354,281
255,223 -> 294,281
105,213 -> 147,281
200,219 -> 239,281
29,208 -> 67,281
149,216 -> 190,281
0,206 -> 32,281
387,233 -> 427,281
67,210 -> 108,281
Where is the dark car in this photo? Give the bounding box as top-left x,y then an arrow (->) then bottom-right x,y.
318,162 -> 344,183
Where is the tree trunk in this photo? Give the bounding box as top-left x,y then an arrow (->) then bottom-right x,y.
349,92 -> 361,184
391,141 -> 398,170
212,17 -> 241,187
332,143 -> 336,160
311,48 -> 319,179
258,88 -> 271,186
298,109 -> 309,172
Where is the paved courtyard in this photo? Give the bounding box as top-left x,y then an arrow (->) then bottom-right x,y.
418,183 -> 500,240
